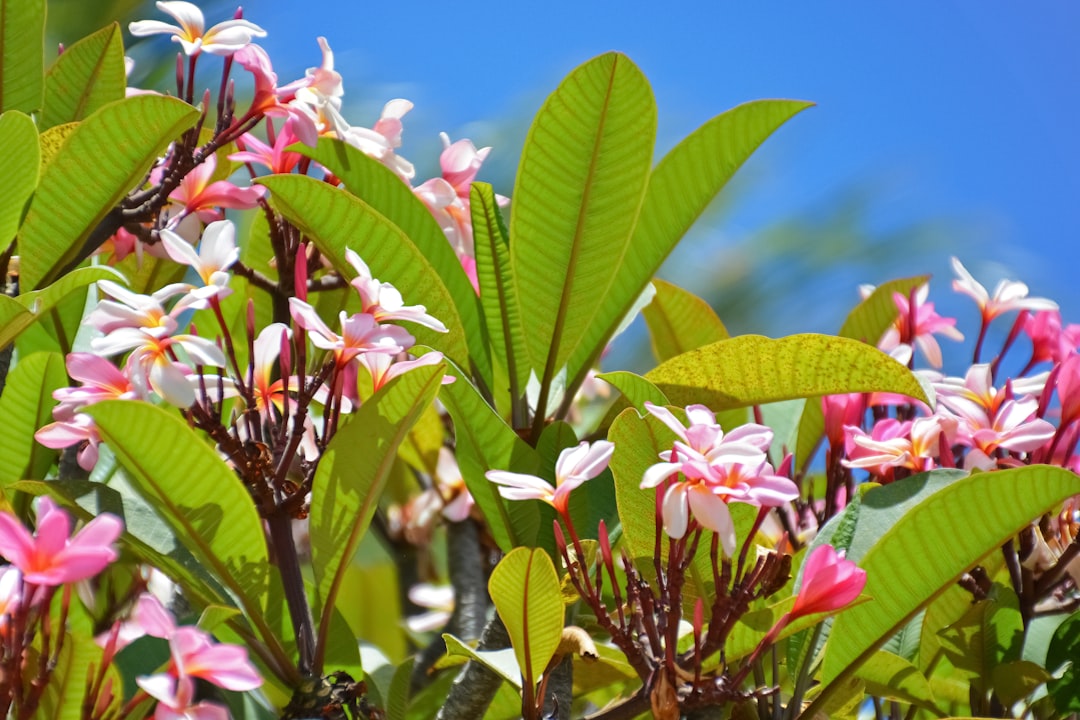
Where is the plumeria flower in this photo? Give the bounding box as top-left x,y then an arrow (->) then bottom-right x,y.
435,447 -> 475,523
160,219 -> 239,301
129,1 -> 267,56
344,248 -> 447,332
405,583 -> 455,633
334,100 -> 417,181
232,44 -> 318,145
230,122 -> 307,175
934,363 -> 1048,422
0,497 -> 122,586
486,440 -> 615,516
167,154 -> 266,224
1025,310 -> 1080,367
127,593 -> 262,693
86,280 -> 196,338
941,395 -> 1055,470
639,402 -> 798,551
91,326 -> 227,408
790,544 -> 866,620
878,285 -> 963,368
288,298 -> 413,371
35,412 -> 104,471
137,674 -> 229,720
358,350 -> 447,394
50,352 -> 145,421
0,567 -> 21,635
951,256 -> 1057,324
842,416 -> 956,479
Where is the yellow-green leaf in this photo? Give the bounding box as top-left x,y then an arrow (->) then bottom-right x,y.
646,333 -> 932,411
643,278 -> 729,363
564,99 -> 812,405
0,0 -> 45,113
309,361 -> 445,657
511,52 -> 656,418
0,111 -> 39,243
41,22 -> 126,129
489,547 -> 564,694
84,401 -> 271,626
20,95 -> 199,289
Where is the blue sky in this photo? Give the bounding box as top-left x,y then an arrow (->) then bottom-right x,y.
182,2 -> 1079,347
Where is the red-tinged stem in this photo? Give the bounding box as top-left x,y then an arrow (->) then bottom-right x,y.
972,318 -> 990,365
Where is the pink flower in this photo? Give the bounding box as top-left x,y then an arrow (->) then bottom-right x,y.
0,567 -> 22,634
790,544 -> 866,619
127,593 -> 261,715
1025,310 -> 1080,366
137,674 -> 229,720
232,44 -> 318,145
230,123 -> 306,175
91,327 -> 226,408
35,413 -> 104,471
842,416 -> 955,479
486,440 -> 614,516
288,298 -> 413,371
822,393 -> 865,448
129,1 -> 266,56
167,154 -> 266,224
1055,354 -> 1080,428
638,402 -> 798,550
335,100 -> 416,181
344,249 -> 447,332
951,256 -> 1057,324
0,497 -> 122,586
878,285 -> 963,368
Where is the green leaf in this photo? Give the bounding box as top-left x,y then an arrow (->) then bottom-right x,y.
0,351 -> 66,486
309,361 -> 445,652
646,334 -> 932,410
0,111 -> 39,243
0,289 -> 34,351
992,660 -> 1050,708
643,278 -> 729,363
0,266 -> 125,353
0,0 -> 44,113
488,547 -> 564,694
595,371 -> 668,412
1046,611 -> 1080,713
982,584 -> 1024,670
818,465 -> 1080,697
258,173 -> 468,368
439,359 -> 541,550
296,138 -> 492,388
854,651 -> 940,714
38,600 -> 110,720
41,22 -> 126,129
83,401 -> 271,626
20,95 -> 200,289
564,99 -> 812,399
442,633 -> 522,689
510,52 -> 656,417
472,181 -> 525,403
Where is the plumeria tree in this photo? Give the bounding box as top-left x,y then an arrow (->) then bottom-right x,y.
0,1 -> 1078,719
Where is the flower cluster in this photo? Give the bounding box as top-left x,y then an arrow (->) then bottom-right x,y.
640,402 -> 798,552
829,257 -> 1073,493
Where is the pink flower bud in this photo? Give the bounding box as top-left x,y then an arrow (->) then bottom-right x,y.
790,544 -> 866,620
